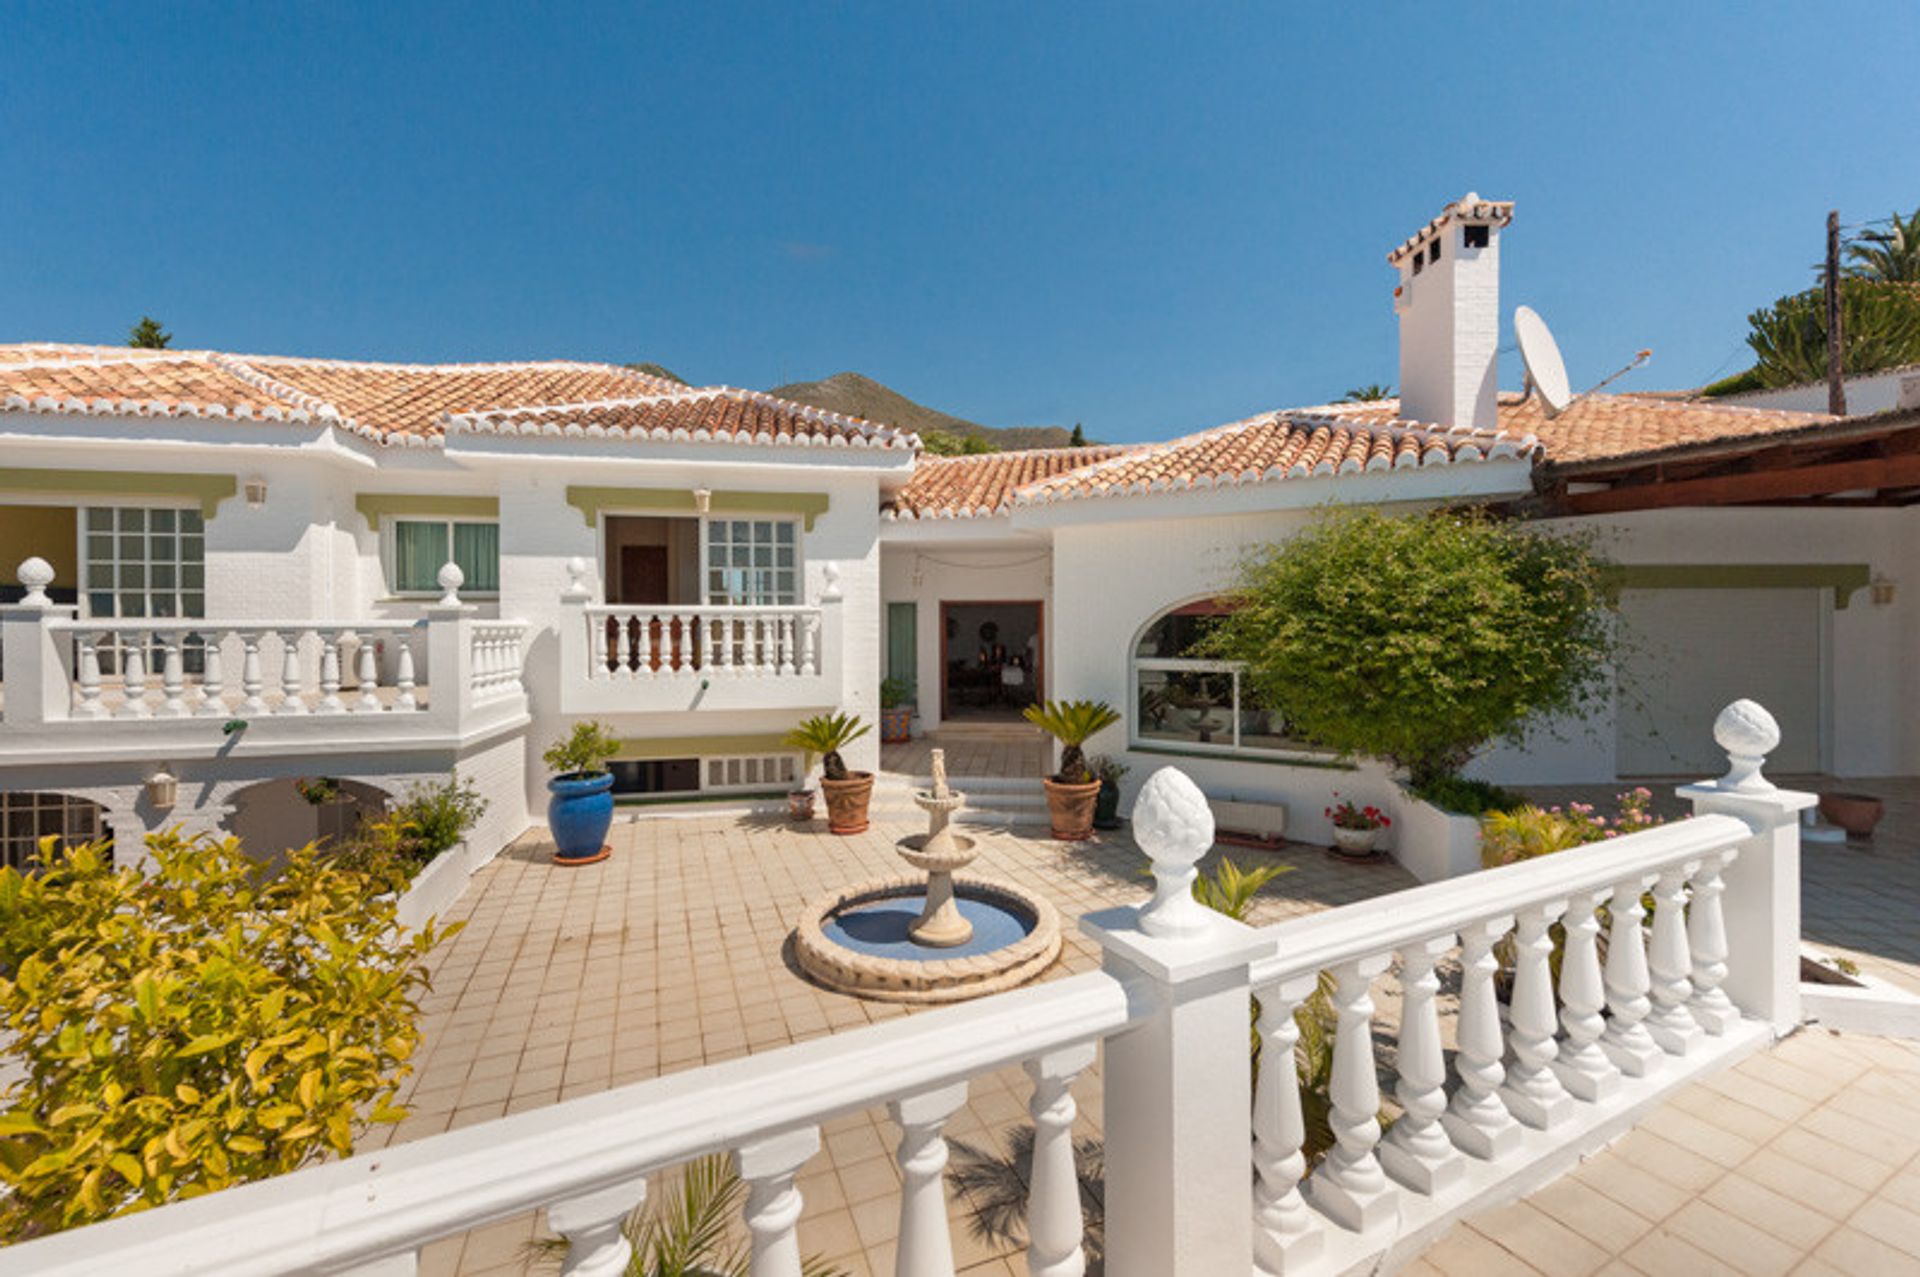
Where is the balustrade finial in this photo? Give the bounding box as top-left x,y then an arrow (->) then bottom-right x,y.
821,563 -> 842,601
562,556 -> 592,602
1712,698 -> 1779,793
436,561 -> 465,606
16,557 -> 54,608
1133,766 -> 1215,939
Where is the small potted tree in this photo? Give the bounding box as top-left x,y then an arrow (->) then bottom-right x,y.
783,712 -> 873,835
543,720 -> 622,865
1091,755 -> 1128,830
879,677 -> 913,744
1023,700 -> 1121,840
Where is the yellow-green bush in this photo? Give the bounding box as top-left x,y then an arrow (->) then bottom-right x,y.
0,831 -> 456,1238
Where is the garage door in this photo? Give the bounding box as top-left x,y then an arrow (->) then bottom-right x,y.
1614,588 -> 1823,777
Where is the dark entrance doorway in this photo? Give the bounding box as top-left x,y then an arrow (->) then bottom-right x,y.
940,601 -> 1042,721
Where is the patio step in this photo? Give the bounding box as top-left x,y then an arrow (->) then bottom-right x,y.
869,774 -> 1049,826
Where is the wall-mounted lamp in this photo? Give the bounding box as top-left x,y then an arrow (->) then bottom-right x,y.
146,765 -> 179,811
693,488 -> 712,514
1871,574 -> 1897,606
244,475 -> 268,509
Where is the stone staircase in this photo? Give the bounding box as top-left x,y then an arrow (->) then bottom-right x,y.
868,771 -> 1049,828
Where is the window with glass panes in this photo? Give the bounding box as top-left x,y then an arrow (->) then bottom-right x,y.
0,792 -> 106,870
388,520 -> 500,594
1131,598 -> 1319,759
705,519 -> 798,605
83,506 -> 206,623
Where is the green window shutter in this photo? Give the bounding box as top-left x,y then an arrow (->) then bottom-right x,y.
887,602 -> 917,696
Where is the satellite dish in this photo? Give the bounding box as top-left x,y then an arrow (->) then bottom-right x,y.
1514,305 -> 1573,417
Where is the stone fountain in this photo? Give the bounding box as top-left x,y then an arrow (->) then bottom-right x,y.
791,748 -> 1062,1003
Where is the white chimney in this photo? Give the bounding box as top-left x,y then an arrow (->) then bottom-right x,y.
1390,192 -> 1514,431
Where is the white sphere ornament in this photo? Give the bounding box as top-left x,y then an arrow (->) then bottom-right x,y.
1132,767 -> 1216,939
16,557 -> 55,607
437,560 -> 465,606
1713,698 -> 1779,793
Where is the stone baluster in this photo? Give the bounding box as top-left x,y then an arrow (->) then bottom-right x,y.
668,614 -> 687,672
1380,935 -> 1466,1194
239,631 -> 270,716
317,630 -> 344,712
354,634 -> 383,712
1500,902 -> 1575,1129
1443,916 -> 1521,1159
1645,866 -> 1704,1055
641,613 -> 659,677
1551,889 -> 1620,1102
275,630 -> 307,713
116,631 -> 151,719
692,610 -> 709,672
1252,974 -> 1323,1274
796,612 -> 814,674
394,631 -> 418,711
73,632 -> 106,718
1306,954 -> 1395,1232
157,632 -> 188,717
890,1082 -> 968,1277
1688,850 -> 1741,1034
778,613 -> 797,676
547,1176 -> 649,1277
1599,878 -> 1662,1076
195,631 -> 227,716
736,1127 -> 820,1277
1026,1044 -> 1096,1277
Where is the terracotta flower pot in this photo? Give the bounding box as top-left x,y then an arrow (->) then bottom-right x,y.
788,789 -> 817,823
1818,791 -> 1885,842
820,772 -> 875,835
1042,777 -> 1103,841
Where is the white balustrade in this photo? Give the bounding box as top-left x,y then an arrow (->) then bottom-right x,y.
583,604 -> 824,680
1687,850 -> 1740,1034
1025,1045 -> 1096,1277
1499,902 -> 1575,1129
1552,889 -> 1620,1102
1443,915 -> 1522,1159
1646,865 -> 1706,1055
469,622 -> 527,704
891,1082 -> 969,1277
1305,954 -> 1396,1232
736,1127 -> 820,1277
1251,974 -> 1325,1274
1378,935 -> 1464,1194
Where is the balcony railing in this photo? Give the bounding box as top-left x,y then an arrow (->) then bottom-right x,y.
0,701 -> 1813,1277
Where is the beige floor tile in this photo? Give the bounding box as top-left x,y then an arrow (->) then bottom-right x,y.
1469,1200 -> 1610,1277
1703,1171 -> 1843,1252
1423,1223 -> 1546,1277
1661,1199 -> 1802,1277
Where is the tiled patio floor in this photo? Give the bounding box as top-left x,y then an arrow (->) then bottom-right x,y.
879,726 -> 1047,780
1415,1027 -> 1920,1277
381,808 -> 1411,1275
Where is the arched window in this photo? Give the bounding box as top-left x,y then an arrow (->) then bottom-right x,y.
1130,599 -> 1317,759
0,792 -> 108,870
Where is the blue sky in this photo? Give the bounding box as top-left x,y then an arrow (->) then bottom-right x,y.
2,3 -> 1916,442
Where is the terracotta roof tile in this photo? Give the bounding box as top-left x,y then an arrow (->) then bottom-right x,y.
0,352 -> 308,420
446,387 -> 915,450
883,447 -> 1134,520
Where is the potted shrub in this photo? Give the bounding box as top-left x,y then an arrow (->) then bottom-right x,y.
1324,794 -> 1391,860
879,677 -> 913,744
1091,755 -> 1128,830
295,776 -> 343,806
1023,700 -> 1121,840
543,721 -> 622,865
783,712 -> 874,835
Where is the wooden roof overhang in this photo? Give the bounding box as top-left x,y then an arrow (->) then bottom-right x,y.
1522,406 -> 1920,518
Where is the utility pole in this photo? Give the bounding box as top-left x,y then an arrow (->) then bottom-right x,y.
1826,209 -> 1847,416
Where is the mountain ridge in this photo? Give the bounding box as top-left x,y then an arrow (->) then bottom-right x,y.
769,371 -> 1074,451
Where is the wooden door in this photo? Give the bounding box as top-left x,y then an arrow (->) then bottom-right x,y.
611,546 -> 680,671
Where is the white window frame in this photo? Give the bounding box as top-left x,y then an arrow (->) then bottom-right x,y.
0,792 -> 107,870
594,513 -> 806,608
1129,612 -> 1332,764
701,516 -> 801,607
702,753 -> 802,794
76,502 -> 206,623
381,517 -> 501,598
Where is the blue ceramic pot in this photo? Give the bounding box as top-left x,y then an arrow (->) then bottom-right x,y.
547,772 -> 615,864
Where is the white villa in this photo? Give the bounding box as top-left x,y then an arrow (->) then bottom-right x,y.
2,194 -> 1919,1276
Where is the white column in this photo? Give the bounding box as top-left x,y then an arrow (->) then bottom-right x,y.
1599,878 -> 1663,1076
1499,902 -> 1575,1128
116,631 -> 151,719
1645,866 -> 1704,1056
195,632 -> 227,717
238,631 -> 269,716
1252,974 -> 1322,1275
354,634 -> 383,712
394,632 -> 418,711
1379,934 -> 1465,1195
736,1126 -> 820,1277
1552,888 -> 1620,1102
275,630 -> 307,714
1442,915 -> 1521,1160
317,629 -> 344,712
157,634 -> 188,718
890,1082 -> 968,1277
547,1176 -> 649,1277
1305,953 -> 1396,1231
1026,1044 -> 1096,1277
1687,850 -> 1740,1034
1,565 -> 77,725
1084,767 -> 1264,1277
74,630 -> 105,719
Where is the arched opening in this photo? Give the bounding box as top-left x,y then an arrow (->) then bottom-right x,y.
1130,597 -> 1316,759
227,778 -> 389,874
0,792 -> 110,869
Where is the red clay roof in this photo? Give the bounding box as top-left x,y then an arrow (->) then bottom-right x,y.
446,387 -> 917,451
883,447 -> 1134,520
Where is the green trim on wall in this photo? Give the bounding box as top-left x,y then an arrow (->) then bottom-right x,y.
565,486 -> 831,530
354,493 -> 501,531
615,732 -> 796,761
1606,563 -> 1873,610
0,468 -> 237,520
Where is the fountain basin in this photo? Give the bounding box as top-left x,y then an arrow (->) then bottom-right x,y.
793,874 -> 1062,1004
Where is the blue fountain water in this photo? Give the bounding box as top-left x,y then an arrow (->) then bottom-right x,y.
822,893 -> 1035,961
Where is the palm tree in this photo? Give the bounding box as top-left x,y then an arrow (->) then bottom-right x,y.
1339,383 -> 1393,403
1847,208 -> 1920,283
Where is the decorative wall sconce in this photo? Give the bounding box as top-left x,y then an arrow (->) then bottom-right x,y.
1871,574 -> 1897,606
146,765 -> 179,811
693,488 -> 712,513
244,475 -> 269,509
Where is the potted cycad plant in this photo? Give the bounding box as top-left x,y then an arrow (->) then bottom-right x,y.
783,712 -> 874,835
1023,699 -> 1121,840
544,720 -> 622,865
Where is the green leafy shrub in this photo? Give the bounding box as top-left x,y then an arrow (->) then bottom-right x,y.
544,720 -> 622,777
1409,774 -> 1527,817
879,677 -> 912,709
1191,856 -> 1291,921
391,774 -> 488,859
1743,279 -> 1920,388
1022,700 -> 1122,784
0,832 -> 452,1237
1480,787 -> 1661,868
782,712 -> 871,781
1202,509 -> 1615,786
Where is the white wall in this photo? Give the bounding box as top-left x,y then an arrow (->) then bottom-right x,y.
1721,367 -> 1920,415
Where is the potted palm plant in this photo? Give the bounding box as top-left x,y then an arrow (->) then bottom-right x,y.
543,720 -> 622,865
1023,699 -> 1121,840
783,712 -> 873,835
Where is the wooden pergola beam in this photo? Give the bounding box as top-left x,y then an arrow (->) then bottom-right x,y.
1563,452 -> 1920,515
